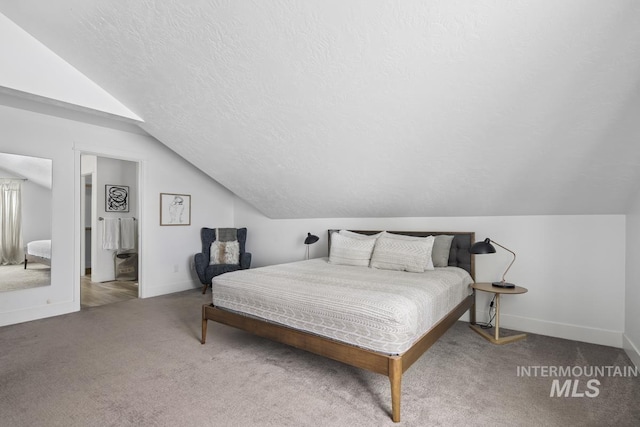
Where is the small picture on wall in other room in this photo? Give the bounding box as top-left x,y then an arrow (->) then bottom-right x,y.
160,193 -> 191,226
105,185 -> 129,212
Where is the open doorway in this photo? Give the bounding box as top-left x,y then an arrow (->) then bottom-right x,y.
80,154 -> 139,309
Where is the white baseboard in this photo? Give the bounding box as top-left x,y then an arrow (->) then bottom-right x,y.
141,279 -> 200,298
502,313 -> 622,348
623,334 -> 640,368
459,311 -> 623,348
0,300 -> 78,328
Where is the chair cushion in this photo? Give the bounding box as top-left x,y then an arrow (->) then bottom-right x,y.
210,240 -> 240,265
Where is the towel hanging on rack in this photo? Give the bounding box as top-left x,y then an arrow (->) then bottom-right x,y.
102,218 -> 120,250
120,218 -> 136,250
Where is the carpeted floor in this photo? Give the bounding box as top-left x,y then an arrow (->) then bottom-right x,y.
0,289 -> 638,426
0,263 -> 50,292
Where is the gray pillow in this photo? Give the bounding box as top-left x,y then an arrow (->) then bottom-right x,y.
432,235 -> 454,267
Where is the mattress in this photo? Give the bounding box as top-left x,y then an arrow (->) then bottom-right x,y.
26,240 -> 51,259
211,258 -> 473,354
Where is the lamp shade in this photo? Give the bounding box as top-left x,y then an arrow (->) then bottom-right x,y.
304,233 -> 319,245
470,238 -> 496,254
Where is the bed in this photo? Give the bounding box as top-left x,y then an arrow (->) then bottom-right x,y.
201,230 -> 476,422
24,239 -> 51,269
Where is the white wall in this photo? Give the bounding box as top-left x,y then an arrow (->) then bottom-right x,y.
625,193 -> 640,367
235,197 -> 626,348
0,101 -> 235,326
21,179 -> 52,244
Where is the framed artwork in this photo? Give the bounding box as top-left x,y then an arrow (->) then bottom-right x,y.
105,185 -> 129,212
160,193 -> 191,226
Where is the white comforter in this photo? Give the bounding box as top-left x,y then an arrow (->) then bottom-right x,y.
26,240 -> 51,259
212,258 -> 473,354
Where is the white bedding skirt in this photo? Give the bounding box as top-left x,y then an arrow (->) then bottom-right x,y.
26,240 -> 52,259
211,258 -> 473,354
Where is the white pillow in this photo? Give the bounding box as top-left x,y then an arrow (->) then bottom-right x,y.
329,233 -> 376,267
223,240 -> 240,264
370,233 -> 435,273
381,232 -> 436,270
209,240 -> 240,265
339,230 -> 383,240
210,241 -> 221,265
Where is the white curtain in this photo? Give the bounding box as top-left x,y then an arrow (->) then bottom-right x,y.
0,179 -> 23,265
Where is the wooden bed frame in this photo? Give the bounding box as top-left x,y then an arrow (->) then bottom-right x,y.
201,230 -> 476,423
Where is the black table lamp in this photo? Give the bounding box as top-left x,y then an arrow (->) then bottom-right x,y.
470,238 -> 516,288
304,232 -> 319,259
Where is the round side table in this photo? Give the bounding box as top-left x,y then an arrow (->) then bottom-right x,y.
469,282 -> 528,345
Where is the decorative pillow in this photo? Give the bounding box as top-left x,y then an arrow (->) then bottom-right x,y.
329,233 -> 376,267
209,240 -> 240,265
210,241 -> 221,265
223,240 -> 240,264
370,233 -> 435,273
432,235 -> 454,268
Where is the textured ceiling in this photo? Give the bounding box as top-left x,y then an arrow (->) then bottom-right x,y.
0,12 -> 141,122
0,152 -> 52,189
1,1 -> 639,218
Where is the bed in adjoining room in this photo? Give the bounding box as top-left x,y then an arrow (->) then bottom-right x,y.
24,239 -> 51,269
201,229 -> 476,422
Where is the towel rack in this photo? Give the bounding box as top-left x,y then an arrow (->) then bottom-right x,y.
99,217 -> 137,221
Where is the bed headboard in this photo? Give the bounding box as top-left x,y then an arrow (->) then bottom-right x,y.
327,230 -> 475,280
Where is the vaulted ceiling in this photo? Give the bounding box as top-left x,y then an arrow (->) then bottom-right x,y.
0,152 -> 52,189
1,1 -> 639,218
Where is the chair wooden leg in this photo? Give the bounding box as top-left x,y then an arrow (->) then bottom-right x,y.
201,305 -> 208,344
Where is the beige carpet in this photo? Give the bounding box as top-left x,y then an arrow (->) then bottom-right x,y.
1,289 -> 638,426
0,263 -> 50,292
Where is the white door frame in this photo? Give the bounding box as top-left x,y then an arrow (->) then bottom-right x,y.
73,146 -> 146,310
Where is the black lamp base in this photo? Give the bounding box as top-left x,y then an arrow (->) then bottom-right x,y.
492,281 -> 515,289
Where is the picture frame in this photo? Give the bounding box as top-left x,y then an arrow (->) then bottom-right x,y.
160,193 -> 191,226
105,185 -> 129,212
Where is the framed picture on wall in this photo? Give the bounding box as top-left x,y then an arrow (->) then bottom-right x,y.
105,185 -> 129,212
160,193 -> 191,226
